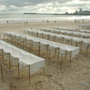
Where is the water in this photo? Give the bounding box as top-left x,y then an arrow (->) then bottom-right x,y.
0,13 -> 90,24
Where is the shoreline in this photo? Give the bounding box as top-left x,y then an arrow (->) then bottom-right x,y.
0,16 -> 90,25
24,13 -> 90,15
0,20 -> 89,34
0,19 -> 88,25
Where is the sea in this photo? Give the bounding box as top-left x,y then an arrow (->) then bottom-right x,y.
0,13 -> 90,24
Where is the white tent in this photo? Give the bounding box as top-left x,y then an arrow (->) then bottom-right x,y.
78,24 -> 90,29
0,40 -> 45,74
4,32 -> 79,58
79,29 -> 90,33
4,32 -> 80,70
24,29 -> 90,53
0,40 -> 45,89
40,28 -> 90,38
54,27 -> 78,31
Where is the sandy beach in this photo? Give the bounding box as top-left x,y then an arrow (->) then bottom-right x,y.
0,20 -> 90,90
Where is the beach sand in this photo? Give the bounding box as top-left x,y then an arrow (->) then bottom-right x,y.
0,20 -> 90,90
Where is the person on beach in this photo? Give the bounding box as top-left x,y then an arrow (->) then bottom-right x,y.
47,20 -> 49,22
26,21 -> 28,24
7,21 -> 8,23
12,20 -> 13,23
82,19 -> 84,23
24,22 -> 25,25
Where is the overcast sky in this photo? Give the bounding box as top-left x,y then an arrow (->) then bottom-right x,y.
0,0 -> 90,13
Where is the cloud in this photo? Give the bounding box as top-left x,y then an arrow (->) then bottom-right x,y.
0,0 -> 73,7
0,0 -> 90,13
0,5 -> 6,10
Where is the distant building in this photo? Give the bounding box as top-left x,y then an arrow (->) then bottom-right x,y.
65,12 -> 68,15
74,10 -> 78,14
77,9 -> 90,15
80,9 -> 82,12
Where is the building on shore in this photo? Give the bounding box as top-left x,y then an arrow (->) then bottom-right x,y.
65,12 -> 68,15
76,9 -> 90,15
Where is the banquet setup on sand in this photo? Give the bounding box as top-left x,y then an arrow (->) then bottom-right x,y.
0,20 -> 90,90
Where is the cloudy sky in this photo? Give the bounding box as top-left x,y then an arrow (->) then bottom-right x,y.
0,0 -> 90,13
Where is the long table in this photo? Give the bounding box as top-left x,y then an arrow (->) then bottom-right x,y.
40,28 -> 90,38
24,29 -> 90,53
54,27 -> 78,32
79,29 -> 90,33
0,40 -> 45,75
78,24 -> 90,29
0,40 -> 45,88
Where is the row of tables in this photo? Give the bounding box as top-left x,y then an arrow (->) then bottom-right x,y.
40,28 -> 90,38
4,32 -> 80,69
24,29 -> 90,54
54,27 -> 90,33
